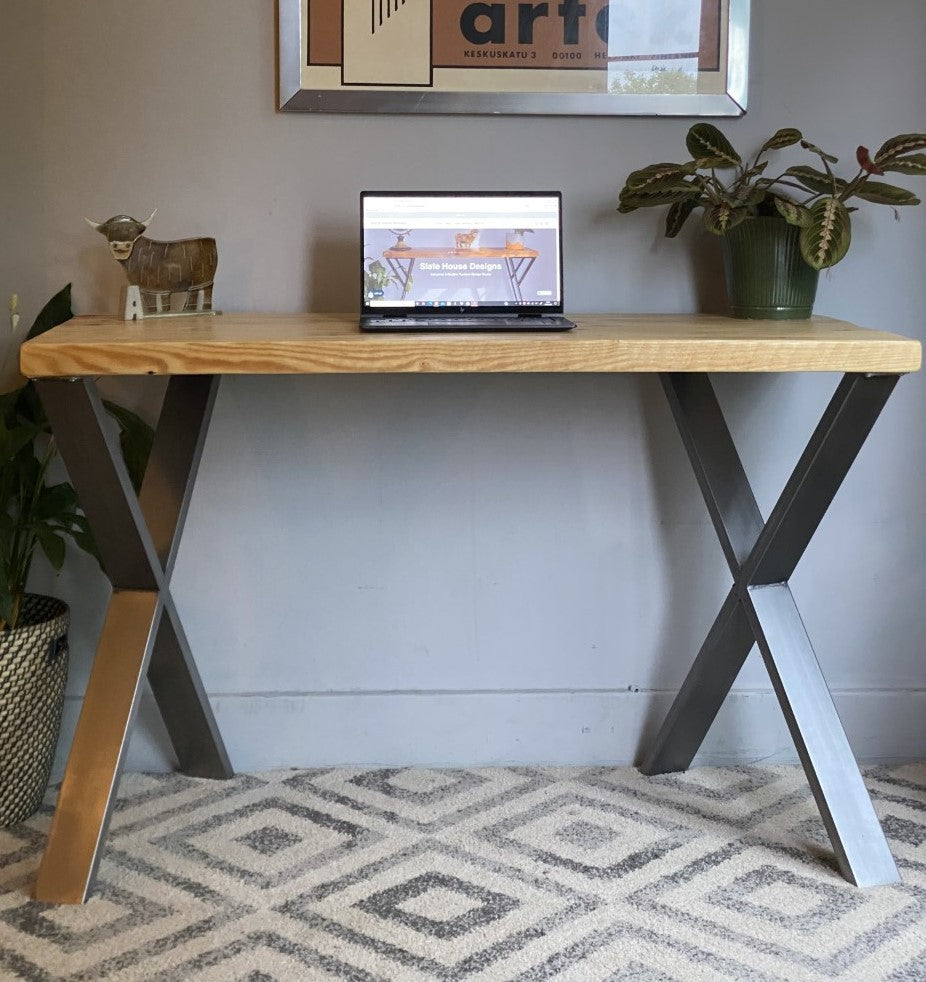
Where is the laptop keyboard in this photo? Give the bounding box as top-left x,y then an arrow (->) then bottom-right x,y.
363,316 -> 574,330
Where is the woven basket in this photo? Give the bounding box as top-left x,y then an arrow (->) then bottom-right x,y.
0,595 -> 69,827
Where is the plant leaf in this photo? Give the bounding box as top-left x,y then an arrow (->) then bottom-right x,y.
665,198 -> 697,238
102,400 -> 154,494
701,203 -> 749,235
873,133 -> 926,166
31,482 -> 78,521
783,165 -> 847,196
856,146 -> 884,175
774,197 -> 813,228
0,587 -> 13,630
25,284 -> 73,340
800,140 -> 838,164
800,197 -> 852,270
623,162 -> 695,191
685,124 -> 741,169
880,153 -> 926,175
740,161 -> 769,182
761,128 -> 802,151
34,525 -> 66,571
618,184 -> 700,213
852,181 -> 921,206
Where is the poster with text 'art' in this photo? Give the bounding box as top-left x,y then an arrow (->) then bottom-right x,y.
303,0 -> 727,98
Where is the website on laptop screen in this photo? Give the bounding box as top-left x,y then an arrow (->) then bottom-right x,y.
362,194 -> 562,310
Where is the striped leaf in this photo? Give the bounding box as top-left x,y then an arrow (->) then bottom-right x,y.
736,184 -> 768,207
874,133 -> 926,166
618,184 -> 699,213
853,181 -> 921,206
665,198 -> 697,238
685,124 -> 741,169
624,162 -> 695,191
701,202 -> 748,235
761,128 -> 802,151
881,153 -> 926,176
784,165 -> 847,196
800,140 -> 838,164
739,161 -> 769,183
774,196 -> 812,228
799,197 -> 852,270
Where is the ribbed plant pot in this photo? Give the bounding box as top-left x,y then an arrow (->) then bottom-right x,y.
0,595 -> 69,827
722,216 -> 820,319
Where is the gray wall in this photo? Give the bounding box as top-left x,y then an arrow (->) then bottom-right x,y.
2,1 -> 924,774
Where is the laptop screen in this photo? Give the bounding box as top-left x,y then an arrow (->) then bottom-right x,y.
361,192 -> 564,315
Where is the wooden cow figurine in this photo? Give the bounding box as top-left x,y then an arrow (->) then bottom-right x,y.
86,210 -> 217,319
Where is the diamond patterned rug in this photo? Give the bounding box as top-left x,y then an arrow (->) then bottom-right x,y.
1,764 -> 924,981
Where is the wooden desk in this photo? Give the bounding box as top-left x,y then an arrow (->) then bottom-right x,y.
20,314 -> 922,902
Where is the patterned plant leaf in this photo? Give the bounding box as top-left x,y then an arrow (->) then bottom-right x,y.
761,128 -> 802,151
665,198 -> 697,237
618,184 -> 699,213
873,133 -> 926,166
853,181 -> 921,206
784,166 -> 847,196
736,185 -> 768,207
739,161 -> 769,183
800,197 -> 852,270
774,196 -> 812,227
701,203 -> 748,235
685,124 -> 741,169
800,140 -> 838,164
880,153 -> 926,175
624,162 -> 695,191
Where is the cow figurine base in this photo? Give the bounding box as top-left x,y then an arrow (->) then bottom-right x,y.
86,210 -> 220,321
123,285 -> 221,321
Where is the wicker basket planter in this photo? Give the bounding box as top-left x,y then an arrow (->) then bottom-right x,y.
0,595 -> 69,827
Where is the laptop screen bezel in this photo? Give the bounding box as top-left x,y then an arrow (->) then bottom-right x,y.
360,191 -> 565,318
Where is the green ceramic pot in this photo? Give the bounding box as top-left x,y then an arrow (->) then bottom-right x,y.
721,216 -> 820,319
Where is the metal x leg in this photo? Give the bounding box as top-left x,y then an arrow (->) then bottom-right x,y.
33,375 -> 233,903
642,371 -> 902,887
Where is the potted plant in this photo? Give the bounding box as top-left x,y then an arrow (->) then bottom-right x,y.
0,284 -> 152,826
364,255 -> 404,301
506,228 -> 534,250
617,124 -> 926,318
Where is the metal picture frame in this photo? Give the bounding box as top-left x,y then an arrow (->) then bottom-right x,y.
278,0 -> 750,116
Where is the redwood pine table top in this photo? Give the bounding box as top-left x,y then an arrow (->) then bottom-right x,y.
20,313 -> 922,378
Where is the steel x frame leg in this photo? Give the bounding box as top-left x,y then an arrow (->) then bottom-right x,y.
32,375 -> 233,904
641,371 -> 902,887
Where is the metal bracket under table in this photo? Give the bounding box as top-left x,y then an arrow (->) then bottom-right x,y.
32,374 -> 233,904
641,371 -> 902,888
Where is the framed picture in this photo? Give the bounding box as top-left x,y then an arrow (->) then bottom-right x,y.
278,0 -> 750,116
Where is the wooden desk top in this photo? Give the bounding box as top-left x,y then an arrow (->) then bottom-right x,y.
19,313 -> 922,378
382,247 -> 539,259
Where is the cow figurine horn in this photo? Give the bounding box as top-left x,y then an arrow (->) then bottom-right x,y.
84,209 -> 157,231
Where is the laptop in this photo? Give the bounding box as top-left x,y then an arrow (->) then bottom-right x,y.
360,191 -> 575,331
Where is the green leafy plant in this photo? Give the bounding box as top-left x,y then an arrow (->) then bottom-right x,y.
0,285 -> 154,630
364,257 -> 404,299
618,124 -> 926,269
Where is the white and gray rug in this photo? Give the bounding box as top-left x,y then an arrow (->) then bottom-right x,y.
1,763 -> 925,981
